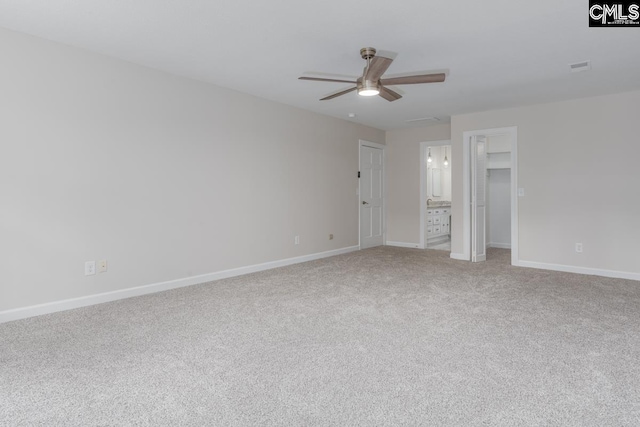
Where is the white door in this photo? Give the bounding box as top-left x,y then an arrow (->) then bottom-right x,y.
471,135 -> 487,262
360,144 -> 384,249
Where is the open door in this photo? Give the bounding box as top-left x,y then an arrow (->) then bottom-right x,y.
471,135 -> 487,262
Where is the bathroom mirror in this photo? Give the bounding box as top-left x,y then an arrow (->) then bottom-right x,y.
432,168 -> 442,197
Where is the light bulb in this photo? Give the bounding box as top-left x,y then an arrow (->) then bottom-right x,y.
358,89 -> 379,96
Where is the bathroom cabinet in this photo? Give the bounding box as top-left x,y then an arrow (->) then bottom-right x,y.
427,207 -> 451,241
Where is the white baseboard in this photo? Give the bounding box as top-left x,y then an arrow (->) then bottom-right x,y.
385,241 -> 420,249
0,246 -> 360,324
518,260 -> 640,282
488,242 -> 512,249
450,252 -> 468,261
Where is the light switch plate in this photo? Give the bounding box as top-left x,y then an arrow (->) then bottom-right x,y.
98,260 -> 107,273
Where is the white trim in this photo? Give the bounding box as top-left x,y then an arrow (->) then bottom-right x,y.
510,128 -> 519,265
385,241 -> 420,248
419,140 -> 451,250
0,245 -> 359,324
462,127 -> 518,265
449,252 -> 468,261
488,242 -> 512,249
462,133 -> 471,261
359,140 -> 386,249
360,140 -> 385,150
518,260 -> 640,282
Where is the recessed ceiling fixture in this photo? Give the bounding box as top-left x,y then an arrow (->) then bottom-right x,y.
348,113 -> 356,118
405,117 -> 440,123
299,47 -> 446,102
569,60 -> 591,73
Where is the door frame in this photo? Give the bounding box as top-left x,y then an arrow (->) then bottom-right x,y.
462,127 -> 519,265
358,140 -> 386,249
419,140 -> 451,249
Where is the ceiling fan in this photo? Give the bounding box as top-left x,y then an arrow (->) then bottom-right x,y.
298,47 -> 445,102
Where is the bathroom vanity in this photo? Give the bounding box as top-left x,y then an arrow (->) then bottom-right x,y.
427,203 -> 451,243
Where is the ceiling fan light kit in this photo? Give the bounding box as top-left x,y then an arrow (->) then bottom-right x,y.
358,80 -> 380,96
299,47 -> 445,102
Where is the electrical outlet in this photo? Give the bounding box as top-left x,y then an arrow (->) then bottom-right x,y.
575,243 -> 583,253
98,260 -> 108,273
85,261 -> 96,276
294,235 -> 300,245
329,234 -> 334,240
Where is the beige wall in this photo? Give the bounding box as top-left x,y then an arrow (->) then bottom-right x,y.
0,28 -> 384,312
385,124 -> 451,244
450,90 -> 640,277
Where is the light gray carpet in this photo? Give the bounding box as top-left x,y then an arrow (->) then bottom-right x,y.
2,247 -> 640,426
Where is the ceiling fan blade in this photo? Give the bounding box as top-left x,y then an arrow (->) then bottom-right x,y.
320,86 -> 357,100
299,77 -> 357,84
380,73 -> 446,85
378,86 -> 402,102
364,56 -> 393,82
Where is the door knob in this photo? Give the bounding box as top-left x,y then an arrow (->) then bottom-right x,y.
362,201 -> 369,205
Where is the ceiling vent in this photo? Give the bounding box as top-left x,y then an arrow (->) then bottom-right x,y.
405,117 -> 440,123
569,61 -> 591,73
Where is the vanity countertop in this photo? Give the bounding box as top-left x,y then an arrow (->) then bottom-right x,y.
427,202 -> 451,208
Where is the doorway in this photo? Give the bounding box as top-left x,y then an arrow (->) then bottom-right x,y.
359,141 -> 385,249
462,127 -> 518,265
419,140 -> 451,250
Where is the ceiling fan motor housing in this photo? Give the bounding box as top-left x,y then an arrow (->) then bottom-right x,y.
359,47 -> 380,95
360,47 -> 377,60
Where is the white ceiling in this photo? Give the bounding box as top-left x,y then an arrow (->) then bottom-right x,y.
1,0 -> 639,130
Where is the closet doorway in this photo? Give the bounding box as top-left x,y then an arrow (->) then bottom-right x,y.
462,127 -> 519,265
